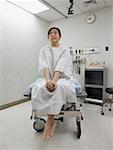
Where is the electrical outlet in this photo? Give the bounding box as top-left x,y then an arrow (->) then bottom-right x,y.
105,46 -> 109,51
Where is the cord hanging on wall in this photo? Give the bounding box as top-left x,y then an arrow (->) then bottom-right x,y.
68,0 -> 74,15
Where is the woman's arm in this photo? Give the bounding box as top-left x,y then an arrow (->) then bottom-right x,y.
44,68 -> 55,92
44,68 -> 61,83
44,68 -> 51,82
53,71 -> 61,83
44,70 -> 61,92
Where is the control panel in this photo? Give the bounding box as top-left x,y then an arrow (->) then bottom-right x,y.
70,47 -> 100,55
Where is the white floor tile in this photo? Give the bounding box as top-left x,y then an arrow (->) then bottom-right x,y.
0,101 -> 32,135
0,134 -> 33,150
0,101 -> 113,150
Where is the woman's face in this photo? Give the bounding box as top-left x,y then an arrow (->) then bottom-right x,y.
48,29 -> 61,44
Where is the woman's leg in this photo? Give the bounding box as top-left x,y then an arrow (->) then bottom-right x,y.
42,79 -> 69,140
42,114 -> 56,140
42,81 -> 67,140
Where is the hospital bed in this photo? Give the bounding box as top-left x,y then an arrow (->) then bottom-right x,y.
24,80 -> 87,139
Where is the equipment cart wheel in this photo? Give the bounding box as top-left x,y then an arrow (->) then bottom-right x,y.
33,118 -> 46,132
101,112 -> 104,115
76,117 -> 81,139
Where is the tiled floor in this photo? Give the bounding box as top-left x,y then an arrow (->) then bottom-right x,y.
0,101 -> 113,150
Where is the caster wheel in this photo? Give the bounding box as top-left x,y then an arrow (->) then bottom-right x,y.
76,117 -> 81,139
33,118 -> 46,132
76,121 -> 81,139
80,104 -> 82,107
109,108 -> 111,111
81,115 -> 84,120
101,112 -> 104,115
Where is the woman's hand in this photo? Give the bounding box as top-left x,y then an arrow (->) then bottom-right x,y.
46,80 -> 56,92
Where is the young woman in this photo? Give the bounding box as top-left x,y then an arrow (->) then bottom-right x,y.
32,27 -> 76,140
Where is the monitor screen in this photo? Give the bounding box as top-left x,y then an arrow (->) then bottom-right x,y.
85,70 -> 103,85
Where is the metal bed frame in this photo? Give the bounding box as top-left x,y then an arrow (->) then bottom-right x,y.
24,90 -> 87,139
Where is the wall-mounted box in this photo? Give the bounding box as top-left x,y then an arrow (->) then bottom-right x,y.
70,47 -> 100,55
84,47 -> 100,54
84,68 -> 107,103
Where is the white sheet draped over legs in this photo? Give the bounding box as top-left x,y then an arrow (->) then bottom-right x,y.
32,78 -> 76,115
31,45 -> 77,115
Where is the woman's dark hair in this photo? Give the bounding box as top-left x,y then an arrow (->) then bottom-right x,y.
48,27 -> 61,37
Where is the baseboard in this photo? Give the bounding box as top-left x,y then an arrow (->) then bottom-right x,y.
0,98 -> 30,110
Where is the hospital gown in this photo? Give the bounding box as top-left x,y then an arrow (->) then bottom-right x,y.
32,45 -> 77,114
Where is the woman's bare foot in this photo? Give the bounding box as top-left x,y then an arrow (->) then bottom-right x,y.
42,125 -> 51,140
42,115 -> 55,140
50,120 -> 56,137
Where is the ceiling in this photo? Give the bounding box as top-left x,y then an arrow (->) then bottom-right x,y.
35,0 -> 113,22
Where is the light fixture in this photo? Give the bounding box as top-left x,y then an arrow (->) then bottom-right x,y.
7,0 -> 49,14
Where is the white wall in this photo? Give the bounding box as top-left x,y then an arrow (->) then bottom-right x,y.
50,7 -> 113,87
0,0 -> 3,105
1,1 -> 113,105
0,0 -> 49,105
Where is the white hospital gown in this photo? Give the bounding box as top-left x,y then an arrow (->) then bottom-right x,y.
32,45 -> 77,115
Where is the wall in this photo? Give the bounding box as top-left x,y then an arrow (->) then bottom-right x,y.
50,7 -> 113,87
109,6 -> 113,86
0,0 -> 3,105
0,0 -> 49,105
1,2 -> 113,105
